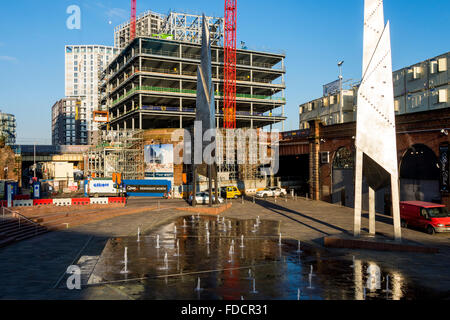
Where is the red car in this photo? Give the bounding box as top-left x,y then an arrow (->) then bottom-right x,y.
400,201 -> 450,235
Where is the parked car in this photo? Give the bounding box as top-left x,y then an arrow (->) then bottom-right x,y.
188,192 -> 224,205
400,201 -> 450,235
256,187 -> 287,198
220,186 -> 242,199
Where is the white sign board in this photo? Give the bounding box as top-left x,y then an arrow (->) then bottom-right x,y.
87,180 -> 118,195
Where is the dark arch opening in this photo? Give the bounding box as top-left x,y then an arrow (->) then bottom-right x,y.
400,144 -> 439,180
400,144 -> 440,203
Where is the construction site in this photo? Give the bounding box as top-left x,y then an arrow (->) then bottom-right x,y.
83,1 -> 285,197
84,127 -> 274,198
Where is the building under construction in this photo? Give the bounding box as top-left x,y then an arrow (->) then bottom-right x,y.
114,10 -> 224,49
92,7 -> 286,194
84,130 -> 144,180
99,36 -> 286,130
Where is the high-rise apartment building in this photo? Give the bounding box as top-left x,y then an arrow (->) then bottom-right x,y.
52,98 -> 87,145
0,111 -> 16,145
65,45 -> 120,144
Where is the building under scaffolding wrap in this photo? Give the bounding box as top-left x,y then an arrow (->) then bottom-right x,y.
84,130 -> 144,180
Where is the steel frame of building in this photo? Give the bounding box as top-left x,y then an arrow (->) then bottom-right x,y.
99,37 -> 286,132
114,10 -> 223,49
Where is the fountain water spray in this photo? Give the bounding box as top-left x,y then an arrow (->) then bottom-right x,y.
250,278 -> 258,294
137,227 -> 141,243
217,215 -> 220,222
206,231 -> 210,244
297,288 -> 301,300
174,239 -> 180,257
228,220 -> 232,229
243,268 -> 254,280
162,252 -> 169,270
174,225 -> 177,234
205,221 -> 209,230
278,233 -> 282,246
350,256 -> 355,268
120,247 -> 129,274
308,273 -> 314,289
155,234 -> 160,249
363,287 -> 367,300
194,277 -> 203,292
192,215 -> 195,223
296,240 -> 302,253
182,219 -> 187,228
240,235 -> 245,248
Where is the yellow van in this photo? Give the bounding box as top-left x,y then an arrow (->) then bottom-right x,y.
221,186 -> 242,199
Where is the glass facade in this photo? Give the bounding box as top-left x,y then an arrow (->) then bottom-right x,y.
0,112 -> 16,145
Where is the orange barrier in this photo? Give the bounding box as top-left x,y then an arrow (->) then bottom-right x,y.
108,197 -> 127,204
72,198 -> 90,205
33,199 -> 53,206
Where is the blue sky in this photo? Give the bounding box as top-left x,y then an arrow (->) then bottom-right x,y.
0,0 -> 449,144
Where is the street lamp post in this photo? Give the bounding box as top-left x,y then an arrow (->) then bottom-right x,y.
33,142 -> 36,178
338,61 -> 344,124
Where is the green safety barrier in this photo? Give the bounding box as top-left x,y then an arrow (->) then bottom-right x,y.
112,86 -> 286,106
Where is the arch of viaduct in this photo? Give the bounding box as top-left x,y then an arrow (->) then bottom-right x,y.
280,107 -> 450,211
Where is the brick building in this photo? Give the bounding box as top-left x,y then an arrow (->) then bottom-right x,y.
280,107 -> 450,213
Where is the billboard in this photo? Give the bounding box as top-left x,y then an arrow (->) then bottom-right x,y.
93,111 -> 109,123
144,144 -> 174,180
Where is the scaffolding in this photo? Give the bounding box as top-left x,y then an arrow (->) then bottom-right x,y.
85,130 -> 144,180
216,128 -> 264,182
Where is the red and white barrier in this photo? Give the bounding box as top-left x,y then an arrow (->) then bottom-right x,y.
12,200 -> 34,207
5,197 -> 126,207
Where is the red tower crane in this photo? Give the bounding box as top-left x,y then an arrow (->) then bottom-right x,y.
130,0 -> 137,41
224,0 -> 237,129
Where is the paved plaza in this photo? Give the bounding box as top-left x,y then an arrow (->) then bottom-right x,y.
0,197 -> 449,299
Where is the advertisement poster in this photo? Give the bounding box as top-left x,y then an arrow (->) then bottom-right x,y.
439,145 -> 449,192
144,144 -> 174,182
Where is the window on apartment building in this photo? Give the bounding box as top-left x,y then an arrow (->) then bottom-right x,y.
74,73 -> 78,78
74,61 -> 78,66
74,67 -> 78,72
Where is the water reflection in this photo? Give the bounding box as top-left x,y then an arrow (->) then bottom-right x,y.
88,216 -> 440,300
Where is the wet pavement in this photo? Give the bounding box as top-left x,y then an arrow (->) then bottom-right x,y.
1,197 -> 449,300
85,216 -> 446,300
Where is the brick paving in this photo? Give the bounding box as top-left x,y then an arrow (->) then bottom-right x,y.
0,197 -> 449,299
